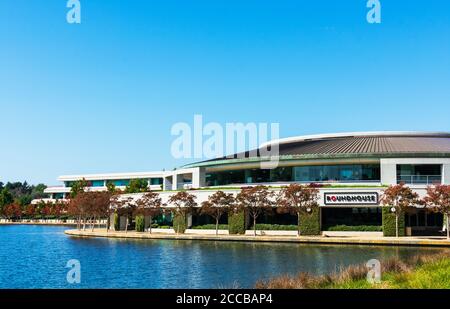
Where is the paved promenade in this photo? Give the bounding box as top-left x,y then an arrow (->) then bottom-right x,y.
65,229 -> 450,247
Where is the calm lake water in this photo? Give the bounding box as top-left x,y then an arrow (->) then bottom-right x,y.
0,225 -> 446,289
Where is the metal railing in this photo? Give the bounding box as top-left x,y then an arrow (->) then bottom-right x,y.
397,175 -> 442,185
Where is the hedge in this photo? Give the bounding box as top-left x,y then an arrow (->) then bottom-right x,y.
156,225 -> 172,229
149,224 -> 171,229
173,212 -> 187,234
228,210 -> 246,235
299,208 -> 321,236
325,225 -> 382,232
192,224 -> 229,230
382,207 -> 405,237
135,215 -> 145,232
113,213 -> 120,231
250,224 -> 298,231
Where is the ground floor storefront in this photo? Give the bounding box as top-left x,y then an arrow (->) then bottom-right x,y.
112,206 -> 445,237
405,208 -> 444,236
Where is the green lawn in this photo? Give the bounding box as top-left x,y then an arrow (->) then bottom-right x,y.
256,253 -> 450,289
331,258 -> 450,289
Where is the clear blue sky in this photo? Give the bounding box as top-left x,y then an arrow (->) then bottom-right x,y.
1,0 -> 449,185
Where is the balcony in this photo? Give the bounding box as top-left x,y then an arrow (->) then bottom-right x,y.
397,175 -> 442,185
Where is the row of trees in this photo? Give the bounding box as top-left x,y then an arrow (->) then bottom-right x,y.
68,191 -> 112,230
0,182 -> 47,216
381,183 -> 450,238
109,184 -> 321,236
0,201 -> 67,220
0,178 -> 158,228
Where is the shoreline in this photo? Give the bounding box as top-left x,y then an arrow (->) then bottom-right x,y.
64,229 -> 450,247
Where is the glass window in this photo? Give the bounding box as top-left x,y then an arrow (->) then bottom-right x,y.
206,167 -> 294,186
322,207 -> 382,229
270,167 -> 293,182
293,164 -> 380,183
206,170 -> 246,186
110,179 -> 130,187
397,165 -> 442,184
397,164 -> 441,176
53,193 -> 65,200
150,178 -> 163,185
206,164 -> 379,186
64,181 -> 74,188
91,180 -> 105,187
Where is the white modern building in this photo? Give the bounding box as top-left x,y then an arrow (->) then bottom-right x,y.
40,131 -> 450,236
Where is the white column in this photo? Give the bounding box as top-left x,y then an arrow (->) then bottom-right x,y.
109,213 -> 115,230
191,167 -> 206,189
380,160 -> 397,185
443,164 -> 450,184
172,174 -> 178,190
163,175 -> 173,191
187,213 -> 193,228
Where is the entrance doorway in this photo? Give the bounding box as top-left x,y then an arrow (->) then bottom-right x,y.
321,207 -> 382,231
405,209 -> 444,236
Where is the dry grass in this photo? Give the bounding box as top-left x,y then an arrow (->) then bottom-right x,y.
255,251 -> 450,289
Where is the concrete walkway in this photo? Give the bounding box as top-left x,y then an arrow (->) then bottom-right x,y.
65,229 -> 450,247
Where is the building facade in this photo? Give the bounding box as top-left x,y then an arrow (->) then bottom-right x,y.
40,131 -> 450,236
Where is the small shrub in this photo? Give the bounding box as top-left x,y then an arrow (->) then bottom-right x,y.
173,212 -> 187,234
157,225 -> 172,229
250,224 -> 298,231
382,207 -> 405,237
228,210 -> 246,235
135,215 -> 145,232
299,207 -> 321,236
114,213 -> 120,231
192,224 -> 229,230
325,225 -> 382,232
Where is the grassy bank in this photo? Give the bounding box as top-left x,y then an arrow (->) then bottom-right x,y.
256,252 -> 450,289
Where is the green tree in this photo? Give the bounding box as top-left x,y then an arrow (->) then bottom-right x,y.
381,183 -> 421,238
31,184 -> 48,199
277,184 -> 320,236
5,181 -> 31,198
168,191 -> 197,234
106,181 -> 117,193
201,191 -> 235,236
70,178 -> 89,198
125,179 -> 149,193
110,195 -> 135,233
134,192 -> 163,233
236,186 -> 275,237
0,182 -> 48,207
17,195 -> 32,207
0,188 -> 14,217
424,184 -> 450,239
